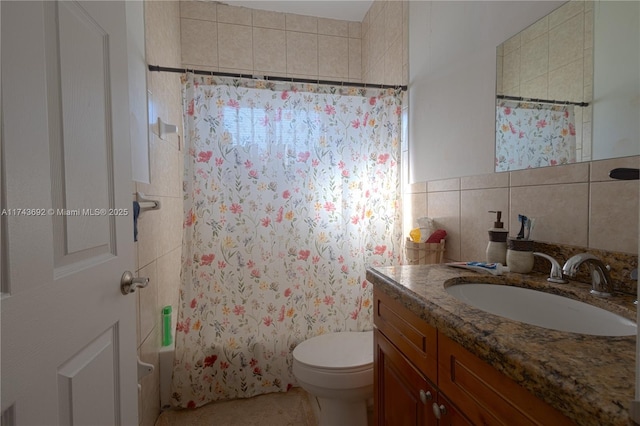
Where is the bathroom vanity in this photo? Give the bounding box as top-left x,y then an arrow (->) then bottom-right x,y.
367,264 -> 636,425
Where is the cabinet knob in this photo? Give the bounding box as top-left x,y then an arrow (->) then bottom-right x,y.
419,389 -> 432,404
432,403 -> 447,419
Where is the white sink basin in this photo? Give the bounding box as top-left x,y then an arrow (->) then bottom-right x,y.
445,283 -> 637,336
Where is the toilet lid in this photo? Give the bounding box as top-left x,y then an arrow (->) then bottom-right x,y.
293,331 -> 373,370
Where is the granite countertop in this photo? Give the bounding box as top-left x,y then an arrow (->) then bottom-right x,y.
366,264 -> 637,426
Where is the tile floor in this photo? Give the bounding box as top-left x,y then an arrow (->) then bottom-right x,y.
155,387 -> 318,426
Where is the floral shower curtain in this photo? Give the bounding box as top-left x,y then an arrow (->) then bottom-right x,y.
171,75 -> 403,408
495,100 -> 577,171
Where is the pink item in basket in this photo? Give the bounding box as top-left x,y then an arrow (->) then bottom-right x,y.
425,229 -> 447,243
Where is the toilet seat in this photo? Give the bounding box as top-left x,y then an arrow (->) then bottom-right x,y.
292,331 -> 373,390
292,331 -> 373,371
292,331 -> 374,426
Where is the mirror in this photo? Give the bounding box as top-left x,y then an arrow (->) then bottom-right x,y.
495,1 -> 639,172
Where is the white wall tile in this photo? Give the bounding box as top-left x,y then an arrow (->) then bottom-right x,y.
180,18 -> 218,66
158,196 -> 183,258
590,181 -> 639,253
369,0 -> 386,23
348,38 -> 362,81
548,58 -> 584,102
548,0 -> 583,29
369,11 -> 386,65
502,32 -> 521,55
428,178 -> 460,192
138,325 -> 161,426
253,27 -> 287,74
156,247 -> 182,325
318,35 -> 349,78
520,16 -> 548,44
361,32 -> 370,80
549,14 -> 583,71
510,183 -> 589,246
461,188 -> 509,261
318,17 -> 349,37
217,3 -> 252,25
385,0 -> 403,50
349,21 -> 362,39
146,1 -> 182,67
362,8 -> 370,38
520,75 -> 548,99
510,162 -> 589,186
180,0 -> 217,22
218,23 -> 253,70
407,192 -> 428,238
369,60 -> 384,85
428,191 -> 461,261
502,49 -> 521,95
286,31 -> 318,76
460,172 -> 509,190
384,36 -> 403,85
590,156 -> 640,182
285,13 -> 317,33
138,261 -> 158,345
520,34 -> 548,83
252,9 -> 285,30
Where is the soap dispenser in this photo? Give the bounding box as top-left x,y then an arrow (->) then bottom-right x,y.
486,211 -> 508,264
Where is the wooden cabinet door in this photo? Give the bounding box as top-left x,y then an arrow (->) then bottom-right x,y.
438,333 -> 573,426
375,328 -> 437,426
374,289 -> 438,380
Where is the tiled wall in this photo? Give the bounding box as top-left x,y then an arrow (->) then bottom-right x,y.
357,0 -> 640,290
496,1 -> 593,161
136,2 -> 183,425
498,1 -> 592,103
404,155 -> 640,288
179,1 -> 362,82
361,0 -> 409,86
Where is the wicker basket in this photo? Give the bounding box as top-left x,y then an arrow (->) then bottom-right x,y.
404,238 -> 446,265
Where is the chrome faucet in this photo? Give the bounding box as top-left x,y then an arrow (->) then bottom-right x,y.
533,252 -> 567,283
562,253 -> 613,297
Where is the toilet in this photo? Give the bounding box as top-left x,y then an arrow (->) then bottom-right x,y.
292,330 -> 373,426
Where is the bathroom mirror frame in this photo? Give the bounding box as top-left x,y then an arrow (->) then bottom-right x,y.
494,0 -> 640,173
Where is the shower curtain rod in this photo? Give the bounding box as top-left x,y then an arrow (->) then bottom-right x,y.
148,64 -> 408,91
497,94 -> 589,107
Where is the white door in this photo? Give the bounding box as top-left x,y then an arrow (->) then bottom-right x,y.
1,1 -> 138,424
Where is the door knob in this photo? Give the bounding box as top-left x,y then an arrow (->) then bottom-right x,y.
121,271 -> 150,295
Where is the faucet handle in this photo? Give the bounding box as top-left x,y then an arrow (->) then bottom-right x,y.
563,253 -> 614,297
587,262 -> 613,297
533,252 -> 568,284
